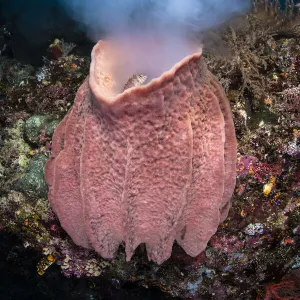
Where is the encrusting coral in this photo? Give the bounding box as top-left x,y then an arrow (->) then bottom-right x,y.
45,40 -> 237,264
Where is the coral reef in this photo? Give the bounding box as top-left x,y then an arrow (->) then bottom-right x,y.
0,2 -> 299,298
0,52 -> 89,121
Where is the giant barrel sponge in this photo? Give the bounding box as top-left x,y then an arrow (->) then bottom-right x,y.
45,40 -> 237,264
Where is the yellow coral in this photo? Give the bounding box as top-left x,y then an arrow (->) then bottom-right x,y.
37,255 -> 56,275
263,176 -> 276,196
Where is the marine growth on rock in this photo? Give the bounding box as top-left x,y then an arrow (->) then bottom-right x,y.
45,40 -> 237,264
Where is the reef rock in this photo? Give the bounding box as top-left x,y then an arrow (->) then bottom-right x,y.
45,40 -> 237,264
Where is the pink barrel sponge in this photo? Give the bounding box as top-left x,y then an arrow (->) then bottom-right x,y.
45,40 -> 237,264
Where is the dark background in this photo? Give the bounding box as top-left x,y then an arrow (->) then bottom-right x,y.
0,0 -> 297,66
0,0 -> 94,66
0,231 -> 177,300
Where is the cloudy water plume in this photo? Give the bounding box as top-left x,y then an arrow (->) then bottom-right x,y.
60,0 -> 252,82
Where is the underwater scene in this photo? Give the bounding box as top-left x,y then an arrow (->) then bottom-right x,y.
0,0 -> 299,299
